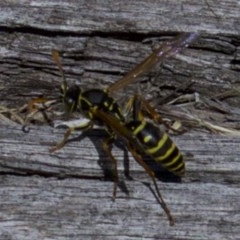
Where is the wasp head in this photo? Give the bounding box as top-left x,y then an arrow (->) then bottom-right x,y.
62,85 -> 81,113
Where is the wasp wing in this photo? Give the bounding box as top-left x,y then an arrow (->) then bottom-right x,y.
107,32 -> 199,94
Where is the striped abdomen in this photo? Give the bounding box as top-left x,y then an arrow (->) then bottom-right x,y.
126,120 -> 185,176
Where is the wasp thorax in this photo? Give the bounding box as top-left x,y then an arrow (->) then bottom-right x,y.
63,85 -> 81,112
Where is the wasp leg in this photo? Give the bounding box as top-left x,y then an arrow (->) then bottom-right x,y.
132,94 -> 163,123
130,94 -> 182,133
102,135 -> 119,201
22,97 -> 57,132
128,144 -> 175,226
27,97 -> 52,112
49,121 -> 93,153
123,96 -> 134,116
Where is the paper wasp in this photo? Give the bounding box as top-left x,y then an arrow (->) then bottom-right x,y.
48,32 -> 198,225
50,32 -> 198,151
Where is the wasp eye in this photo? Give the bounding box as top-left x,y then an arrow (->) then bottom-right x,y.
63,85 -> 81,112
66,97 -> 73,104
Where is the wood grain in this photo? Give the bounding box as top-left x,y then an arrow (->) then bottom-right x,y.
0,0 -> 240,239
0,123 -> 240,239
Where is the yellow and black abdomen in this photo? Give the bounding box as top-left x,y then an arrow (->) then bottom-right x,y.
126,120 -> 185,177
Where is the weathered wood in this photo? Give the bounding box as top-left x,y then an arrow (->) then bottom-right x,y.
1,123 -> 240,183
0,0 -> 239,34
1,0 -> 240,239
0,1 -> 239,107
0,123 -> 240,239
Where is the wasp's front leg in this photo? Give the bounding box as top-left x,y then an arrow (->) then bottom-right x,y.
49,119 -> 93,153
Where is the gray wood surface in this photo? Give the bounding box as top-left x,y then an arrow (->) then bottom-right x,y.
1,0 -> 240,239
0,124 -> 240,240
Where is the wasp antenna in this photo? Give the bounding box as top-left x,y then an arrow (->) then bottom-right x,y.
51,49 -> 67,94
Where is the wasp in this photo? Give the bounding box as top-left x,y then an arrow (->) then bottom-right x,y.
50,32 -> 198,151
49,32 -> 199,225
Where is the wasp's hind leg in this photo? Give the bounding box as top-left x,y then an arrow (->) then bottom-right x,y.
102,134 -> 120,201
49,120 -> 93,153
131,94 -> 164,123
130,94 -> 183,133
128,144 -> 175,226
